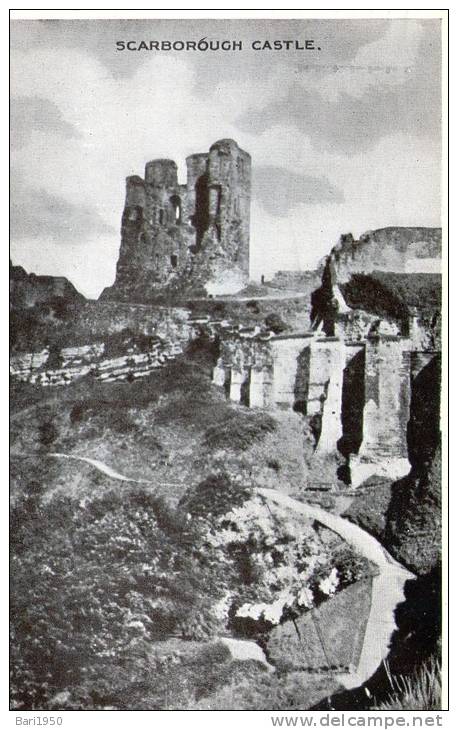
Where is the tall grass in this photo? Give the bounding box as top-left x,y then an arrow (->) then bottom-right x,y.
372,657 -> 441,710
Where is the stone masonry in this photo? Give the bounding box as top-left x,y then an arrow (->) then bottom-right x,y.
101,139 -> 251,302
214,320 -> 437,487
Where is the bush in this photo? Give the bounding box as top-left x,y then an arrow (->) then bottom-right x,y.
185,332 -> 220,371
38,420 -> 59,447
246,300 -> 260,314
180,473 -> 252,519
265,313 -> 288,334
10,487 -> 229,709
69,401 -> 137,434
204,411 -> 276,452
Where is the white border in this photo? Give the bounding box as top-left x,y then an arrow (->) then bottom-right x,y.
5,5 -> 451,726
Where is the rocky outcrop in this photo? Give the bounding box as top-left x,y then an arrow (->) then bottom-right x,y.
10,261 -> 85,309
9,336 -> 183,387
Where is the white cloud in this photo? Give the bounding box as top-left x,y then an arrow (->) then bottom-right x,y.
297,20 -> 424,102
10,33 -> 441,297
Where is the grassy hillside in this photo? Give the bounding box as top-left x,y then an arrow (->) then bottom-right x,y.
11,353 -> 310,506
11,343 -> 377,710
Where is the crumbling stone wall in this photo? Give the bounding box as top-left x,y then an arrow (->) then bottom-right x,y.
350,335 -> 411,487
69,302 -> 193,346
215,327 -> 425,488
311,237 -> 441,348
101,138 -> 251,302
213,332 -> 274,408
308,338 -> 346,456
264,270 -> 321,293
327,227 -> 441,282
270,335 -> 314,410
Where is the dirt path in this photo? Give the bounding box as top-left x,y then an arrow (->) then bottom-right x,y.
48,452 -> 154,484
256,488 -> 414,689
46,453 -> 414,688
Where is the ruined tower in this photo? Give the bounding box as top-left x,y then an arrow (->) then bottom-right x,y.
101,139 -> 251,301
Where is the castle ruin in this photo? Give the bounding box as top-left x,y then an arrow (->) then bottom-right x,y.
11,133 -> 442,491
101,139 -> 251,301
213,322 -> 438,488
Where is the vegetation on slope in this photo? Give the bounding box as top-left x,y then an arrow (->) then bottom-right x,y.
11,467 -> 371,709
370,657 -> 441,711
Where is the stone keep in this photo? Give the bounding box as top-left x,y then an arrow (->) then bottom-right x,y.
103,139 -> 251,301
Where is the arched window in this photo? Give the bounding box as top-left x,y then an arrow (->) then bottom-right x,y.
170,254 -> 178,269
170,195 -> 182,224
159,209 -> 165,225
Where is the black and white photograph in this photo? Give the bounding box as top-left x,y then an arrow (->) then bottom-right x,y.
9,10 -> 447,714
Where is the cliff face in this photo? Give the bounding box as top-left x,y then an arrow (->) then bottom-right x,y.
10,262 -> 85,309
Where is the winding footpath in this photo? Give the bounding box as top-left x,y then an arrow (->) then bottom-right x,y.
49,453 -> 156,485
49,452 -> 186,489
256,488 -> 414,689
48,453 -> 414,689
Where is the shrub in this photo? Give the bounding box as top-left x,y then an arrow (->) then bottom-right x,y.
10,487 -> 229,709
38,420 -> 59,447
180,473 -> 252,519
185,332 -> 220,371
265,313 -> 288,334
204,411 -> 276,452
246,300 -> 260,314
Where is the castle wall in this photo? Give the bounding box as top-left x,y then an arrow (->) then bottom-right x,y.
265,270 -> 321,293
350,336 -> 411,486
409,311 -> 441,351
339,345 -> 365,458
185,153 -> 209,238
270,335 -> 313,410
213,326 -> 425,488
329,228 -> 441,284
213,333 -> 273,408
311,339 -> 346,455
229,368 -> 248,403
72,302 -> 193,344
101,139 -> 251,302
249,368 -> 267,408
410,350 -> 437,380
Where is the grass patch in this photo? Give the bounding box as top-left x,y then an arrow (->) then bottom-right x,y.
372,658 -> 441,711
342,478 -> 392,541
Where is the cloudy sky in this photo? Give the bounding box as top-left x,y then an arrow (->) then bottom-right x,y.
10,17 -> 442,298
